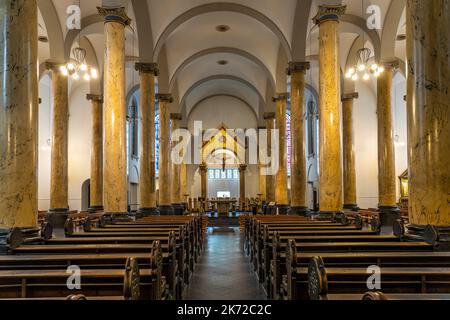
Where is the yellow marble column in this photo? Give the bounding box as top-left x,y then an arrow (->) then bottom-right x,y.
239,165 -> 247,212
313,5 -> 346,216
98,7 -> 130,216
342,93 -> 359,211
0,0 -> 38,231
157,94 -> 174,215
180,161 -> 189,212
264,112 -> 276,213
170,113 -> 183,215
406,0 -> 450,226
135,63 -> 159,217
86,94 -> 104,213
46,63 -> 69,227
377,61 -> 400,225
258,164 -> 266,202
199,163 -> 208,200
273,94 -> 290,214
288,62 -> 310,216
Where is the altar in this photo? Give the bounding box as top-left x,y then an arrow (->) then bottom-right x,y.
209,199 -> 237,215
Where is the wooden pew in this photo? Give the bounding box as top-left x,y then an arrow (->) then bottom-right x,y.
0,243 -> 164,300
283,240 -> 441,300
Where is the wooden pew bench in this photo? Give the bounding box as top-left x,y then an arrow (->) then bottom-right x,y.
0,248 -> 164,300
282,240 -> 441,300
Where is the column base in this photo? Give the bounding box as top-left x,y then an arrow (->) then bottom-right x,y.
171,204 -> 184,216
136,207 -> 158,218
290,206 -> 310,216
158,205 -> 175,216
88,205 -> 104,213
343,204 -> 360,212
275,204 -> 290,215
46,208 -> 70,230
379,205 -> 401,226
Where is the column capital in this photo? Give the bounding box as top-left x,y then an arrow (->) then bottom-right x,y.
157,94 -> 174,103
135,63 -> 159,76
86,94 -> 103,103
264,112 -> 276,120
239,164 -> 247,172
342,92 -> 359,101
313,5 -> 346,25
287,61 -> 310,75
272,93 -> 289,103
380,60 -> 400,70
97,6 -> 131,26
170,113 -> 182,121
199,163 -> 208,172
45,61 -> 64,72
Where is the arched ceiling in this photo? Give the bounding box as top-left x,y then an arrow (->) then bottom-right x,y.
39,0 -> 407,122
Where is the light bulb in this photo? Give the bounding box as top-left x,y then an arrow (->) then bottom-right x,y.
371,64 -> 378,71
84,73 -> 91,81
345,72 -> 352,79
60,66 -> 68,76
351,74 -> 358,81
90,68 -> 98,79
358,64 -> 366,71
374,71 -> 380,77
363,73 -> 370,81
80,63 -> 88,71
378,66 -> 385,73
67,63 -> 75,71
348,67 -> 355,75
72,72 -> 79,80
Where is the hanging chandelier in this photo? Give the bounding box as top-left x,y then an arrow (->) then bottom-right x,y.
59,46 -> 98,81
345,47 -> 384,81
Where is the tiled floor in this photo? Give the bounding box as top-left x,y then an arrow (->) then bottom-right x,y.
184,227 -> 266,300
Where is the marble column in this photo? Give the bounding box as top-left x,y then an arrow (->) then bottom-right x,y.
86,94 -> 104,213
377,61 -> 400,226
406,0 -> 450,226
199,163 -> 208,200
264,112 -> 276,213
98,7 -> 130,216
239,165 -> 247,212
258,164 -> 266,202
157,94 -> 174,215
288,62 -> 310,216
342,93 -> 359,211
180,161 -> 189,212
135,63 -> 159,217
0,0 -> 38,232
273,93 -> 290,214
313,5 -> 346,217
46,62 -> 69,227
170,113 -> 183,215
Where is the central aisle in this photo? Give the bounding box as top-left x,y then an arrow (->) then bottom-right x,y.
184,227 -> 266,300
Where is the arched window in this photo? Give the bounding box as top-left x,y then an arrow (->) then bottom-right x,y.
126,95 -> 139,175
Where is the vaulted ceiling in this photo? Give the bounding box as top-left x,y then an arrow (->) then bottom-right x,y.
37,0 -> 407,124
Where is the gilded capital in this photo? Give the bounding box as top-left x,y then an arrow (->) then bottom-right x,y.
199,163 -> 208,172
45,61 -> 65,72
157,94 -> 174,103
272,93 -> 289,103
87,94 -> 103,103
380,60 -> 400,70
170,113 -> 182,121
97,6 -> 131,26
313,5 -> 346,25
342,92 -> 359,101
135,63 -> 159,76
264,112 -> 276,120
239,164 -> 248,172
287,61 -> 310,75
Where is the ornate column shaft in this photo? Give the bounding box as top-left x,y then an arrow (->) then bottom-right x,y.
46,63 -> 69,227
135,63 -> 159,217
0,0 -> 38,232
377,61 -> 400,226
313,5 -> 346,216
342,93 -> 359,211
264,112 -> 276,205
87,94 -> 104,213
274,93 -> 290,214
199,163 -> 208,200
406,0 -> 450,227
98,7 -> 130,215
157,94 -> 174,215
170,113 -> 183,215
288,62 -> 310,216
239,165 -> 247,212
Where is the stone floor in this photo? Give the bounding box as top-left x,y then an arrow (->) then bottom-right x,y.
184,227 -> 266,300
